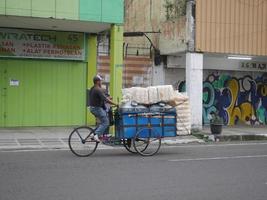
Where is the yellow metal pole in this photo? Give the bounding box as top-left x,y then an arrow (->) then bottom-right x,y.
110,25 -> 123,103
86,34 -> 97,125
109,25 -> 123,135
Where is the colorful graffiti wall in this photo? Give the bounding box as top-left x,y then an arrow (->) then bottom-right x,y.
203,72 -> 267,125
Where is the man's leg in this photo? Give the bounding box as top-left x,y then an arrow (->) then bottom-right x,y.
90,107 -> 109,136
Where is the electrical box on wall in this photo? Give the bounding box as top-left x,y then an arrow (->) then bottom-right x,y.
166,55 -> 185,68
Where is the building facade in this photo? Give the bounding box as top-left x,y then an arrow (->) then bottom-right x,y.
125,0 -> 267,129
0,0 -> 124,127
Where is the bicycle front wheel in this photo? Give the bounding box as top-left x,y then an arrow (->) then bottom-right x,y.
68,126 -> 98,157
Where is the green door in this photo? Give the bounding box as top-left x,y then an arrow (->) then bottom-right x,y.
0,59 -> 86,127
0,65 -> 7,126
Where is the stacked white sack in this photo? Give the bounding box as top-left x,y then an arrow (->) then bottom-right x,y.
157,85 -> 175,102
121,88 -> 132,103
129,87 -> 150,104
168,92 -> 191,135
147,86 -> 159,104
122,85 -> 175,104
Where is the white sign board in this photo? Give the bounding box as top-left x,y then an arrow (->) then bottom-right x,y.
240,62 -> 267,72
10,79 -> 19,86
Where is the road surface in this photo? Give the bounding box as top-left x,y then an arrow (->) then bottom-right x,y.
1,142 -> 267,200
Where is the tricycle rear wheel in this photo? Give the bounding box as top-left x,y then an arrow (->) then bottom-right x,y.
133,128 -> 161,156
123,139 -> 136,153
123,138 -> 149,154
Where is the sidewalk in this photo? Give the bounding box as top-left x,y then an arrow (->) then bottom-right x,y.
0,127 -> 126,150
0,125 -> 266,150
194,125 -> 267,142
0,127 -> 203,150
0,127 -> 71,150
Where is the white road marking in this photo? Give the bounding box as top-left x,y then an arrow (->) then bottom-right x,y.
1,142 -> 267,153
164,142 -> 267,149
169,154 -> 267,162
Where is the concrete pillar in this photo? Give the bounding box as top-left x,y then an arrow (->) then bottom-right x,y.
110,25 -> 123,103
186,52 -> 203,130
86,34 -> 97,125
152,63 -> 165,86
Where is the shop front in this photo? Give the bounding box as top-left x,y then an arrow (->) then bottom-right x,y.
160,53 -> 267,126
203,55 -> 267,126
0,28 -> 87,127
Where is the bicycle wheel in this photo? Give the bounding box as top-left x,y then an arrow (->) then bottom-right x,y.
68,126 -> 98,157
133,128 -> 161,156
123,138 -> 149,154
123,139 -> 136,154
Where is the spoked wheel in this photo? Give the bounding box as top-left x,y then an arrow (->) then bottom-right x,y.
68,126 -> 98,157
123,138 -> 150,154
133,128 -> 161,156
123,139 -> 136,153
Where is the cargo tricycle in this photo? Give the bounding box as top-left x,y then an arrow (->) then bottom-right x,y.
68,103 -> 177,157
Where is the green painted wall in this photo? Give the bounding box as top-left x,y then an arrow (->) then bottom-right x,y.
2,0 -> 79,19
79,0 -> 101,22
6,0 -> 32,17
0,0 -> 5,14
79,0 -> 123,23
0,59 -> 86,127
56,0 -> 79,19
31,0 -> 56,18
101,0 -> 124,23
0,0 -> 123,23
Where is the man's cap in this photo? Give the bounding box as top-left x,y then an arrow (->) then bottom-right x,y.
93,74 -> 103,83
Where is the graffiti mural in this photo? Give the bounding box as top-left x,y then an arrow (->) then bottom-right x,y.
203,72 -> 267,125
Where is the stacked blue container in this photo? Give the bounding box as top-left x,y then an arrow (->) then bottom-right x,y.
115,102 -> 177,139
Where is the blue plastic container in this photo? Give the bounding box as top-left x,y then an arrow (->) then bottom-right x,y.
116,103 -> 177,139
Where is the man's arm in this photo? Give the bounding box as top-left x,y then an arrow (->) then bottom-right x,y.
99,89 -> 118,106
105,97 -> 118,106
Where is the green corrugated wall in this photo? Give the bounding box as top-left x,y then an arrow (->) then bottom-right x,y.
0,66 -> 5,127
0,0 -> 123,23
0,59 -> 86,127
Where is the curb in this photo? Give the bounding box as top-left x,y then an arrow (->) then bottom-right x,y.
1,134 -> 266,151
162,136 -> 205,145
193,133 -> 267,142
0,137 -> 205,151
0,144 -> 118,152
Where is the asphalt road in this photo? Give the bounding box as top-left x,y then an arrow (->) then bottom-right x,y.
1,142 -> 267,200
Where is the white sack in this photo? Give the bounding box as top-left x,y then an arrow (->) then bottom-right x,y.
157,85 -> 175,102
170,91 -> 191,135
148,86 -> 159,104
131,87 -> 149,104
